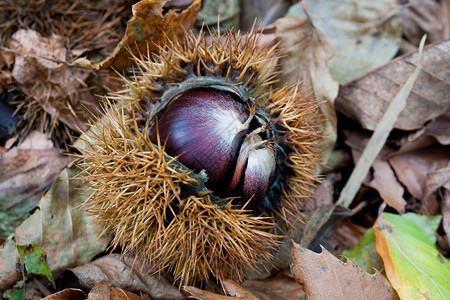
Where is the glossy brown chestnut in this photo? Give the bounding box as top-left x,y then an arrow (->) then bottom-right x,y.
154,87 -> 276,208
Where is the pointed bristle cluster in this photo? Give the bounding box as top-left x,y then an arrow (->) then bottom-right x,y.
110,28 -> 280,107
265,85 -> 323,226
77,102 -> 278,286
162,195 -> 277,287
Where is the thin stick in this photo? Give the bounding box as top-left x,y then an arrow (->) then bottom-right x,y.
336,35 -> 427,208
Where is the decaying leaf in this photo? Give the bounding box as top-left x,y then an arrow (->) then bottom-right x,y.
67,254 -> 183,300
288,0 -> 402,84
400,0 -> 447,45
97,0 -> 201,70
367,159 -> 406,213
183,280 -> 260,300
374,212 -> 450,299
16,244 -> 54,287
0,131 -> 73,238
336,36 -> 424,208
290,241 -> 396,300
336,40 -> 450,131
87,280 -> 150,300
240,0 -> 290,30
273,11 -> 338,164
9,29 -> 100,134
389,147 -> 450,201
241,274 -> 305,300
0,164 -> 110,290
42,289 -> 86,300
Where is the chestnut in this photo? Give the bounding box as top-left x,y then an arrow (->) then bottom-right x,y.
154,87 -> 276,208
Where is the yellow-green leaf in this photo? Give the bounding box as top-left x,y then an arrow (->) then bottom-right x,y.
374,213 -> 450,299
17,244 -> 54,287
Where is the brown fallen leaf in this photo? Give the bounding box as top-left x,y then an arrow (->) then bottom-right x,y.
290,241 -> 397,300
9,29 -> 100,134
367,159 -> 406,213
183,280 -> 259,300
98,0 -> 201,70
273,11 -> 339,164
0,163 -> 110,290
42,288 -> 86,300
0,131 -> 73,238
336,40 -> 450,131
67,254 -> 184,300
88,280 -> 150,300
241,274 -> 305,300
400,0 -> 446,45
240,0 -> 290,30
389,146 -> 450,200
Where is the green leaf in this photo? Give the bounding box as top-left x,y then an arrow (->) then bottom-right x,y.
342,228 -> 384,273
3,279 -> 25,300
374,213 -> 450,299
17,244 -> 55,287
402,213 -> 442,244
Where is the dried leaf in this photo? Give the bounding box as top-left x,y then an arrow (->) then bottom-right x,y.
9,29 -> 99,133
182,281 -> 260,300
290,241 -> 396,299
374,212 -> 450,299
240,0 -> 290,30
67,254 -> 184,300
342,228 -> 384,274
0,164 -> 110,290
241,274 -> 305,300
273,13 -> 338,164
197,0 -> 240,30
389,147 -> 450,200
401,0 -> 446,45
98,0 -> 201,70
183,286 -> 236,300
336,36 -> 425,208
288,0 -> 402,84
336,40 -> 450,131
367,159 -> 406,213
87,280 -> 149,300
0,131 -> 72,238
42,289 -> 86,300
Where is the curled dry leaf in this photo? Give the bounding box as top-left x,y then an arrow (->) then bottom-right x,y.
10,29 -> 99,133
374,212 -> 450,299
42,289 -> 86,300
273,12 -> 338,164
67,254 -> 184,300
389,147 -> 450,201
0,164 -> 110,289
241,274 -> 305,300
0,131 -> 72,238
400,0 -> 447,45
97,0 -> 201,70
183,280 -> 259,300
87,280 -> 150,300
336,40 -> 450,131
288,0 -> 402,84
290,241 -> 396,300
367,159 -> 406,213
